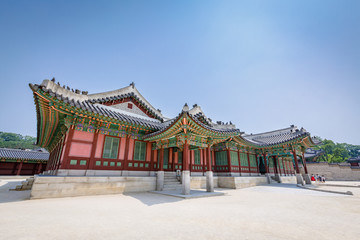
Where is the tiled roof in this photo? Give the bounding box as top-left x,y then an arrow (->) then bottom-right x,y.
144,111 -> 241,139
30,83 -> 164,130
242,126 -> 309,146
0,148 -> 49,161
304,148 -> 324,158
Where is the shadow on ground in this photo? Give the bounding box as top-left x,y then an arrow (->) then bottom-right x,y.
0,180 -> 30,204
123,192 -> 183,206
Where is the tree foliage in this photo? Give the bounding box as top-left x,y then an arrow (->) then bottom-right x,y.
313,138 -> 360,163
0,132 -> 37,149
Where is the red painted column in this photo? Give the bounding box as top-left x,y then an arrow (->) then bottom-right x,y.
276,156 -> 282,175
168,148 -> 173,171
302,152 -> 308,174
150,149 -> 157,171
227,149 -> 232,173
206,147 -> 212,171
122,136 -> 130,170
61,127 -> 75,169
283,158 -> 287,175
273,156 -> 278,174
159,147 -> 164,171
255,154 -> 259,174
263,154 -> 268,173
37,163 -> 43,174
237,150 -> 241,175
88,130 -> 99,170
16,162 -> 23,176
183,140 -> 190,171
292,150 -> 300,174
247,152 -> 251,173
202,149 -> 206,172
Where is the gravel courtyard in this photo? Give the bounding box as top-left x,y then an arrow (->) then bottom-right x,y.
0,179 -> 359,240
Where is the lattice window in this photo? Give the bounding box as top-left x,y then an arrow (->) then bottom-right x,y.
134,141 -> 146,161
178,151 -> 183,164
230,151 -> 239,166
103,136 -> 120,159
194,150 -> 201,165
249,154 -> 257,167
240,153 -> 249,166
215,151 -> 227,166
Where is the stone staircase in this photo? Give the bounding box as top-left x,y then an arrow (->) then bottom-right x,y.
163,172 -> 182,191
270,175 -> 280,184
11,177 -> 34,191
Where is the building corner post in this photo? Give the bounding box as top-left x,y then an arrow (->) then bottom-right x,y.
206,146 -> 214,192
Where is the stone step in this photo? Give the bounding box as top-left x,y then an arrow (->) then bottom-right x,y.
164,180 -> 181,183
163,187 -> 182,191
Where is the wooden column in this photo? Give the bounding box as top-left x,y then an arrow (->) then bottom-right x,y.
159,147 -> 164,171
282,158 -> 286,175
237,150 -> 241,175
202,149 -> 206,173
276,156 -> 282,175
247,152 -> 251,173
206,147 -> 212,171
302,152 -> 308,174
37,163 -> 43,174
122,136 -> 130,170
168,148 -> 173,171
62,126 -> 75,169
255,154 -> 259,174
292,150 -> 300,174
16,162 -> 23,176
263,154 -> 269,173
183,140 -> 190,171
150,149 -> 157,171
273,156 -> 278,174
227,149 -> 232,173
88,130 -> 99,170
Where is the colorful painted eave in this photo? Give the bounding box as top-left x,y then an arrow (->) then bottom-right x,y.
30,84 -> 162,149
233,133 -> 317,150
143,111 -> 241,142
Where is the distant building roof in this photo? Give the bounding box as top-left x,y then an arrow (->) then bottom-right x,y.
304,148 -> 324,159
0,148 -> 49,161
346,157 -> 360,163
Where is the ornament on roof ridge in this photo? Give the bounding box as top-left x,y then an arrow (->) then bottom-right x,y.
182,103 -> 189,112
130,82 -> 135,88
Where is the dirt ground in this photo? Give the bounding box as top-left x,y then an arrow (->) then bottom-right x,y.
0,179 -> 359,240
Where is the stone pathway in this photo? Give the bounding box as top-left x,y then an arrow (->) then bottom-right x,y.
0,179 -> 359,240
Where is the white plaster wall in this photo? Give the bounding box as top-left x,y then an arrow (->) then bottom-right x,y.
110,102 -> 149,118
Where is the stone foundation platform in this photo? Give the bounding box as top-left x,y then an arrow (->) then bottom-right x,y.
31,176 -> 156,199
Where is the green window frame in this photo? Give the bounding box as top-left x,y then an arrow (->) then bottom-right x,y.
110,162 -> 115,166
230,151 -> 239,166
194,150 -> 201,165
178,151 -> 183,164
79,160 -> 87,166
215,151 -> 227,166
103,136 -> 120,159
70,160 -> 77,165
134,141 -> 146,161
103,161 -> 108,166
249,154 -> 257,167
95,161 -> 101,166
240,153 -> 249,166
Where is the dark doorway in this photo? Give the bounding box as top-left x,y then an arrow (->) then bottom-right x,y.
259,156 -> 266,175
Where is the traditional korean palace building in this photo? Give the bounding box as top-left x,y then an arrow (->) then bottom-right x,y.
0,148 -> 48,175
29,79 -> 318,195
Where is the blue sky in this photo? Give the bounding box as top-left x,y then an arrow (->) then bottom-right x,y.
0,0 -> 359,145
